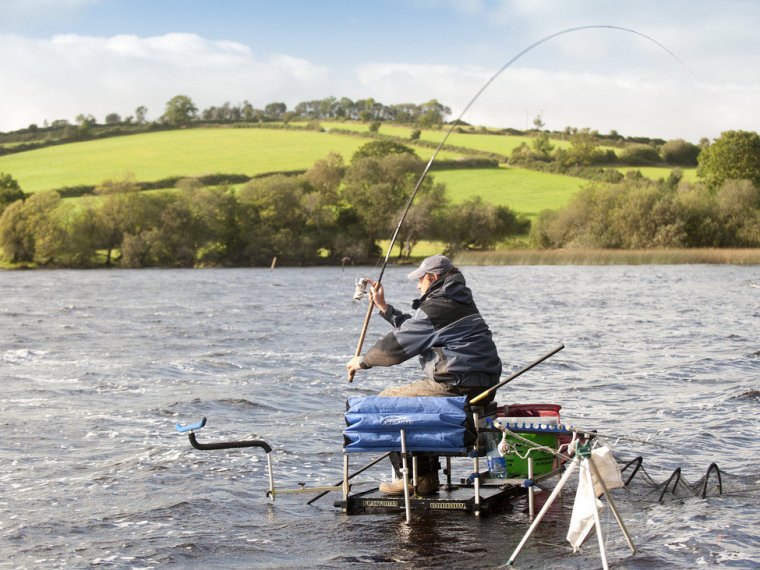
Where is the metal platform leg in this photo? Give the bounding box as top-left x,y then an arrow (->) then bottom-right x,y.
528,457 -> 535,518
582,457 -> 610,569
508,455 -> 580,565
473,455 -> 481,516
400,429 -> 411,524
587,454 -> 636,556
342,453 -> 349,507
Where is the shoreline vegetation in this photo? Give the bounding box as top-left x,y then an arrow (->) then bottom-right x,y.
3,248 -> 760,270
3,97 -> 760,270
453,247 -> 760,266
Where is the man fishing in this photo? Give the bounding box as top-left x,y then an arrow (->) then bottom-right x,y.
347,254 -> 502,495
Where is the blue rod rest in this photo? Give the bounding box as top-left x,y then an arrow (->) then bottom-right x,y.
176,417 -> 207,433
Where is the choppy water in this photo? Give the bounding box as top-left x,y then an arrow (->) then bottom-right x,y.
2,265 -> 760,568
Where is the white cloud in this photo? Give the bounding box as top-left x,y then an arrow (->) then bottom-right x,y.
352,60 -> 759,142
1,24 -> 759,142
0,32 -> 330,129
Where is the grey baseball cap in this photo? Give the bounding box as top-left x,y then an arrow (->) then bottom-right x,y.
407,254 -> 453,280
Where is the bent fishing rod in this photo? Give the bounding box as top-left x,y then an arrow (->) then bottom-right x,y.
349,25 -> 697,381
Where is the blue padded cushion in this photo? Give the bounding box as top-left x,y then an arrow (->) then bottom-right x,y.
344,396 -> 473,453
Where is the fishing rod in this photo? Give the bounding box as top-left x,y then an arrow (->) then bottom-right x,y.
470,344 -> 564,403
348,25 -> 698,381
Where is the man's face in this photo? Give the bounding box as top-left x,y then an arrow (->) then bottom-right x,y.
417,273 -> 437,296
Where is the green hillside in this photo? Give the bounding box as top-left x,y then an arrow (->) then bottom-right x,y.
433,166 -> 585,218
0,123 -> 695,224
323,121 -> 532,156
0,127 -> 467,193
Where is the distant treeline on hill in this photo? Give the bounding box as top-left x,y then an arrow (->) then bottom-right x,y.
0,93 -> 671,151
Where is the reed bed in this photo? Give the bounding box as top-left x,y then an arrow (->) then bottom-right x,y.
454,248 -> 760,266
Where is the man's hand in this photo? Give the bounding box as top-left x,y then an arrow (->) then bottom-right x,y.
368,281 -> 387,313
347,356 -> 363,375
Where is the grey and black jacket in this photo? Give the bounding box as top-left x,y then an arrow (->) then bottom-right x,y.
359,272 -> 502,388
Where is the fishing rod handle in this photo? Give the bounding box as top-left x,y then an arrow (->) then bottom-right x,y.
348,301 -> 374,382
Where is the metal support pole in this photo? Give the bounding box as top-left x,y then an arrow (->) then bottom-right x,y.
400,429 -> 411,524
473,455 -> 481,516
473,410 -> 481,516
508,456 -> 580,566
583,458 -> 609,570
587,454 -> 636,555
342,453 -> 349,505
528,457 -> 535,518
266,453 -> 275,501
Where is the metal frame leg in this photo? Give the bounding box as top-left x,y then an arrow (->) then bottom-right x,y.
342,453 -> 349,505
508,456 -> 580,566
400,429 -> 411,524
528,457 -> 535,518
266,452 -> 276,501
587,455 -> 636,555
583,458 -> 609,570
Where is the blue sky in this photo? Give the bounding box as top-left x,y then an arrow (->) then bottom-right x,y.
2,0 -> 759,142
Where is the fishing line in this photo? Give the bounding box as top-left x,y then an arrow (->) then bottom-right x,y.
350,25 -> 697,380
376,24 -> 698,282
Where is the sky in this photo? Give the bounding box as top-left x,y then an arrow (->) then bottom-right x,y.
1,0 -> 759,142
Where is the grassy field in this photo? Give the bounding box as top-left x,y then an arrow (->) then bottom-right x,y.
615,165 -> 698,182
0,123 -> 697,226
433,166 -> 585,218
0,127 -> 467,193
322,121 -> 533,156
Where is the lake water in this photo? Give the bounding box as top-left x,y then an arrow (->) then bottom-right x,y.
2,264 -> 760,568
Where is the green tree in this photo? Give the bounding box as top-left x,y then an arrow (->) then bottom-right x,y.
135,106 -> 148,125
75,113 -> 96,136
264,102 -> 287,120
561,128 -> 614,166
441,196 -> 527,252
531,115 -> 554,159
303,152 -> 345,215
618,144 -> 662,166
95,175 -> 147,265
0,199 -> 33,262
144,189 -> 220,267
716,179 -> 760,246
0,190 -> 64,264
418,99 -> 451,128
163,95 -> 198,126
697,130 -> 760,191
661,138 -> 700,166
238,174 -> 312,264
342,153 -> 428,257
351,140 -> 416,163
56,199 -> 108,267
397,183 -> 448,258
0,172 -> 24,214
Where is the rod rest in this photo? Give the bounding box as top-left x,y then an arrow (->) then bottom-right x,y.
188,432 -> 272,454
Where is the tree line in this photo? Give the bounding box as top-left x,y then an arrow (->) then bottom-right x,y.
0,95 -> 453,145
0,141 -> 527,268
530,130 -> 760,248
